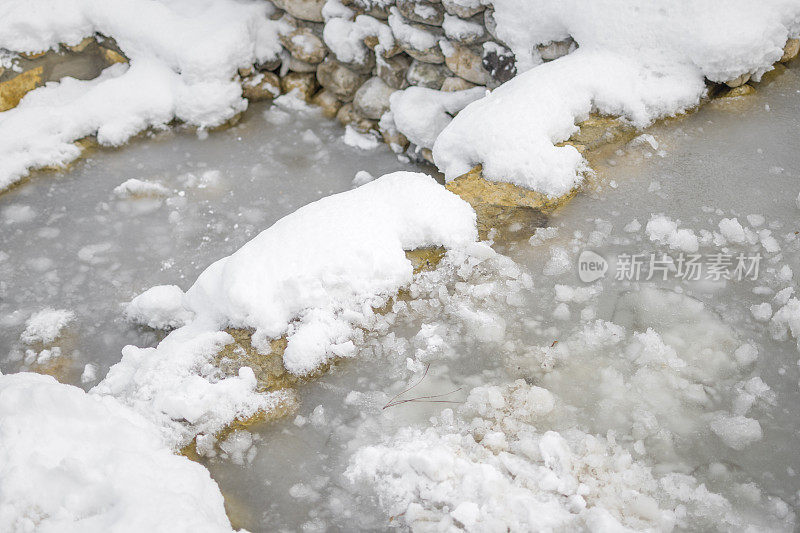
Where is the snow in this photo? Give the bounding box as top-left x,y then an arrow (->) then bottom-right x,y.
389,86 -> 486,149
645,214 -> 699,253
19,308 -> 75,345
324,15 -> 394,64
428,0 -> 800,195
442,14 -> 484,42
710,414 -> 763,450
342,125 -> 380,150
0,372 -> 235,532
0,0 -> 286,190
182,171 -> 476,374
114,177 -> 170,198
388,7 -> 439,51
125,284 -> 195,330
95,172 -> 477,443
347,288 -> 793,531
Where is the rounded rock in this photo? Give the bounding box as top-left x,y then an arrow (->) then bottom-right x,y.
271,0 -> 325,22
377,53 -> 412,89
441,76 -> 476,91
242,71 -> 281,101
725,73 -> 751,88
316,59 -> 370,101
538,38 -> 576,61
444,43 -> 490,85
353,77 -> 397,120
396,0 -> 445,26
280,71 -> 319,101
780,38 -> 799,63
406,59 -> 450,89
280,28 -> 327,64
311,89 -> 343,118
442,0 -> 485,18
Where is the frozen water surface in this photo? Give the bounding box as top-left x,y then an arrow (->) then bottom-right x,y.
2,66 -> 800,531
0,99 -> 417,382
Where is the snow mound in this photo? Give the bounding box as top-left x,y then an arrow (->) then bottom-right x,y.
114,178 -> 170,199
97,172 -> 477,443
125,284 -> 195,330
0,0 -> 285,190
20,308 -> 75,345
183,171 -> 477,375
389,86 -> 486,150
0,372 -> 235,533
431,0 -> 800,196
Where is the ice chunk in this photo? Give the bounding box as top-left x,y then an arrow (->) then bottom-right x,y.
20,308 -> 75,345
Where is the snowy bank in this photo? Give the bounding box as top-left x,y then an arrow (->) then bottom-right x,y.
0,0 -> 284,190
97,172 -> 478,443
0,372 -> 236,532
432,0 -> 800,195
1,0 -> 799,196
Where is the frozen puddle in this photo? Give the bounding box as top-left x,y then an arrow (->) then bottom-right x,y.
0,99 -> 415,383
2,71 -> 800,531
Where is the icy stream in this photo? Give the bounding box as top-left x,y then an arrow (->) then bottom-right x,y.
2,67 -> 800,531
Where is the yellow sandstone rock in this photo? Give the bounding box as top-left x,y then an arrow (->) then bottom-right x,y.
0,67 -> 44,111
100,46 -> 128,65
445,166 -> 566,240
780,38 -> 799,63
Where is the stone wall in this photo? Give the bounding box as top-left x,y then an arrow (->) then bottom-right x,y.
241,0 -> 558,164
0,1 -> 798,176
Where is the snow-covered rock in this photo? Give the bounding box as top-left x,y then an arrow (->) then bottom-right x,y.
0,0 -> 286,191
97,172 -> 478,444
0,372 -> 235,532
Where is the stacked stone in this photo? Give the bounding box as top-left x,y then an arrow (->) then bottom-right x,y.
238,0 -> 575,159
0,36 -> 127,112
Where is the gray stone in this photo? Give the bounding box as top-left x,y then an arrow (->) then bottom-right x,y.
242,71 -> 281,101
286,55 -> 319,73
538,38 -> 576,61
311,89 -> 342,118
336,103 -> 378,132
406,59 -> 449,89
391,12 -> 446,63
442,13 -> 486,45
442,0 -> 485,18
257,55 -> 282,72
444,43 -> 490,85
316,59 -> 370,101
484,9 -> 499,41
396,0 -> 445,26
280,28 -> 327,64
482,42 -> 516,86
376,53 -> 411,89
271,0 -> 325,22
405,46 -> 446,64
725,73 -> 751,88
352,0 -> 391,20
780,38 -> 799,62
353,76 -> 396,119
441,76 -> 476,91
280,71 -> 318,101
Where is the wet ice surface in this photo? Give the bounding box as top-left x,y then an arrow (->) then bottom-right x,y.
0,98 -> 417,383
2,71 -> 800,531
198,71 -> 800,531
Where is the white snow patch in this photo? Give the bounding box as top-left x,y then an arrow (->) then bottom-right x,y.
20,308 -> 75,345
0,372 -> 235,532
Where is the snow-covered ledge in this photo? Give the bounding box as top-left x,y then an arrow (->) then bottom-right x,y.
1,1 -> 798,208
